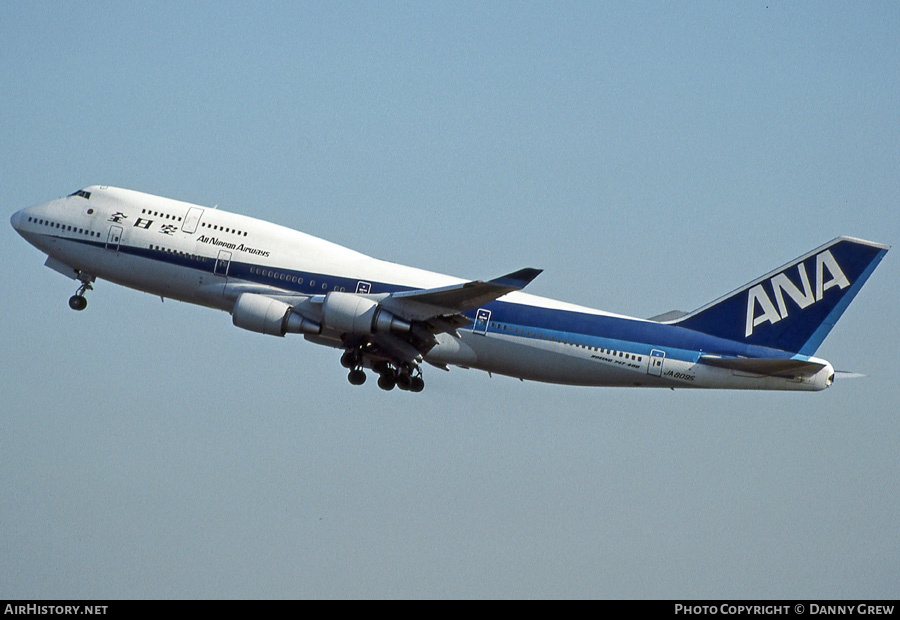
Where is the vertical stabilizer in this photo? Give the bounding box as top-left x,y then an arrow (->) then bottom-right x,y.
670,237 -> 889,355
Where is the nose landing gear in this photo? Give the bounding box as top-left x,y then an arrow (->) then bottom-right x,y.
68,277 -> 94,311
68,295 -> 87,311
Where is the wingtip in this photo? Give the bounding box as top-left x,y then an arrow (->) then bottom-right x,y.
491,268 -> 543,289
514,267 -> 543,280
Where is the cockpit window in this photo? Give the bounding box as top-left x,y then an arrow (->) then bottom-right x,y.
67,189 -> 92,200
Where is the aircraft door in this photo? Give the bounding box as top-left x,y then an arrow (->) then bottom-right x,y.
647,349 -> 665,376
214,250 -> 232,278
473,309 -> 491,335
105,225 -> 123,253
182,207 -> 204,234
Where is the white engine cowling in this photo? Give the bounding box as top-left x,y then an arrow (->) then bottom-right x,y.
232,293 -> 321,337
322,292 -> 411,335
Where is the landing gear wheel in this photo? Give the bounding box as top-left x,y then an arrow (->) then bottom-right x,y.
396,372 -> 412,391
68,295 -> 87,311
340,350 -> 357,369
69,277 -> 94,311
377,373 -> 396,391
410,376 -> 425,393
348,369 -> 367,385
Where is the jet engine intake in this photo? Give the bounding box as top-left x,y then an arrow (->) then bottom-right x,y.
232,293 -> 321,337
322,292 -> 411,335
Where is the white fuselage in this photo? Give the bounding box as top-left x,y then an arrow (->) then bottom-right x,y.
11,186 -> 836,391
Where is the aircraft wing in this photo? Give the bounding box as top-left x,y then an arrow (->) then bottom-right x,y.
346,268 -> 542,364
305,268 -> 543,366
699,355 -> 827,378
378,268 -> 542,321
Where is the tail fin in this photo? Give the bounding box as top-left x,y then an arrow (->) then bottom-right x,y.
671,237 -> 889,355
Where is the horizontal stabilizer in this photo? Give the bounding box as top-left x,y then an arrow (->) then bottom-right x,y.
700,355 -> 826,378
648,310 -> 688,322
833,370 -> 866,380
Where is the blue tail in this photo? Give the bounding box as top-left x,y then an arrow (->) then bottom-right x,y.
671,237 -> 889,355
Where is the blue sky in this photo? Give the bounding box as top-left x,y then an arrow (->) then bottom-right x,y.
2,2 -> 898,598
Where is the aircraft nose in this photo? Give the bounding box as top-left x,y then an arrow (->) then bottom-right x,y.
10,208 -> 24,232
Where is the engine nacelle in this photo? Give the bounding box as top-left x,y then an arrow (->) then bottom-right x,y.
232,293 -> 321,337
322,292 -> 411,335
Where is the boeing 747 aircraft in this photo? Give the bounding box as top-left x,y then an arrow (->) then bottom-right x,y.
10,186 -> 889,393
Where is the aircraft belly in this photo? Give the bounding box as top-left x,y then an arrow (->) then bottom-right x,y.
463,333 -> 661,387
460,333 -> 828,391
47,238 -> 223,310
424,332 -> 478,367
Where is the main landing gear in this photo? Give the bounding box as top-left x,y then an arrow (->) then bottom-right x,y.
340,348 -> 425,392
341,348 -> 368,386
68,277 -> 94,311
372,362 -> 424,393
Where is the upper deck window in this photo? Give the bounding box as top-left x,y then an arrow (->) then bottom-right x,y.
67,189 -> 92,200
